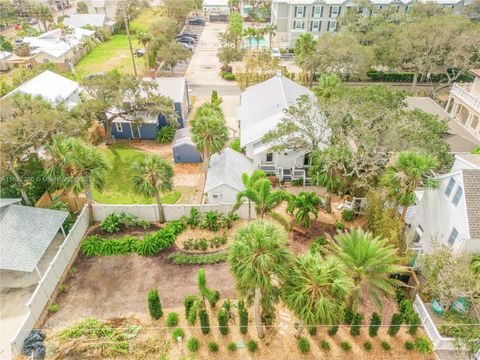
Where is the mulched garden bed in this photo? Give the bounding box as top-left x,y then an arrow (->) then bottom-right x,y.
87,222 -> 162,238
287,220 -> 336,255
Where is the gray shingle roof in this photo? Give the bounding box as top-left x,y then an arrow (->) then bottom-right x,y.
0,198 -> 21,208
462,169 -> 480,239
205,148 -> 253,193
173,126 -> 195,148
0,204 -> 68,272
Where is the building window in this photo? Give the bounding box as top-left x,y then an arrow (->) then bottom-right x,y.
328,20 -> 337,32
293,20 -> 305,30
212,192 -> 221,199
310,20 -> 321,31
115,122 -> 123,132
312,5 -> 322,17
303,153 -> 311,166
405,5 -> 411,11
357,6 -> 364,14
266,153 -> 273,162
452,186 -> 463,206
470,116 -> 478,130
444,178 -> 455,197
330,6 -> 340,17
447,227 -> 459,245
294,5 -> 305,17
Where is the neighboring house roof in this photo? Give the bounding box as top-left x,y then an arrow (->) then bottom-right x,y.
143,77 -> 187,103
238,73 -> 314,147
0,204 -> 68,272
0,198 -> 22,208
406,97 -> 480,153
4,70 -> 80,105
63,13 -> 109,28
0,51 -> 11,60
205,148 -> 254,193
456,154 -> 480,169
462,169 -> 480,239
173,126 -> 196,148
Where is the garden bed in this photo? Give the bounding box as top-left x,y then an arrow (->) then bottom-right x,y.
88,222 -> 162,238
287,220 -> 336,255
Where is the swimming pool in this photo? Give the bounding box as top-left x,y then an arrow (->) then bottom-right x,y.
244,37 -> 266,49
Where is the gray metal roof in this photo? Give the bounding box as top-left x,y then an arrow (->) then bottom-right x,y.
462,169 -> 480,239
173,126 -> 195,148
0,198 -> 21,208
63,13 -> 109,28
0,204 -> 68,272
142,77 -> 186,103
205,148 -> 253,193
456,154 -> 480,168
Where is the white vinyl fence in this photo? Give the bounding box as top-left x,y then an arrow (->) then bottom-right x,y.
11,206 -> 90,355
413,294 -> 456,351
92,203 -> 256,222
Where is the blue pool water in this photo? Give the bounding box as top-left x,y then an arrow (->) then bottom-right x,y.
244,37 -> 266,49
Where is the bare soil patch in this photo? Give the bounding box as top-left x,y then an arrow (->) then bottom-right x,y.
288,220 -> 336,255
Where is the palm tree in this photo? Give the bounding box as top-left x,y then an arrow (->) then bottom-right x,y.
254,27 -> 266,52
314,74 -> 342,99
137,31 -> 153,71
265,24 -> 277,50
283,253 -> 352,337
229,221 -> 293,338
309,148 -> 347,213
381,151 -> 439,222
294,33 -> 316,84
190,103 -> 229,173
131,154 -> 174,223
330,229 -> 408,311
45,137 -> 108,224
234,170 -> 266,221
242,27 -> 256,49
286,191 -> 321,229
251,179 -> 290,219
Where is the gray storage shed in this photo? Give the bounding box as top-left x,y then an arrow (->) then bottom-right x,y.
172,127 -> 202,163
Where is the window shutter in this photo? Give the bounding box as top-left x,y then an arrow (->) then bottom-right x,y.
318,20 -> 321,31
310,21 -> 313,31
327,20 -> 330,29
294,5 -> 297,16
312,6 -> 315,17
303,6 -> 306,17
329,6 -> 332,17
320,6 -> 324,16
338,6 -> 341,15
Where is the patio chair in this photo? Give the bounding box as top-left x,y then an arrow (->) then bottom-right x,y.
431,299 -> 444,315
451,297 -> 468,314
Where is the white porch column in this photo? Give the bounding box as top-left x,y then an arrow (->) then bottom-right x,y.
450,102 -> 459,117
465,113 -> 474,128
445,95 -> 452,111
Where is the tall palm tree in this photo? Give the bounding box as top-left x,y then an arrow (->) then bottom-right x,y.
309,148 -> 347,213
234,170 -> 266,221
251,179 -> 290,219
381,151 -> 439,222
330,229 -> 408,311
229,221 -> 293,338
137,31 -> 153,71
254,27 -> 266,52
131,154 -> 174,223
283,253 -> 352,337
265,24 -> 277,50
45,137 -> 108,224
190,103 -> 229,173
314,74 -> 342,99
286,191 -> 321,229
242,27 -> 256,49
294,33 -> 316,84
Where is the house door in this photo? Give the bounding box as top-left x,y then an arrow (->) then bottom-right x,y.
131,124 -> 140,139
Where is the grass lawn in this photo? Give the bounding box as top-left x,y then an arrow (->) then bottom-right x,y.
75,35 -> 147,77
129,7 -> 165,33
93,142 -> 180,205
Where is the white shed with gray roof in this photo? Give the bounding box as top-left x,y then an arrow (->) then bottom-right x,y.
204,148 -> 254,204
172,127 -> 202,163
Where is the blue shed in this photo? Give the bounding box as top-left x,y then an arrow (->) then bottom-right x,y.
172,127 -> 202,163
111,76 -> 190,140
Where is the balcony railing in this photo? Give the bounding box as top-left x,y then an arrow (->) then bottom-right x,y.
451,83 -> 480,113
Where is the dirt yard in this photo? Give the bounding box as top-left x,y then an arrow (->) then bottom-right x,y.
43,248 -> 236,330
129,140 -> 205,204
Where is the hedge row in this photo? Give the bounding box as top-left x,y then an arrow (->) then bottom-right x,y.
81,220 -> 186,257
168,252 -> 228,265
365,69 -> 474,83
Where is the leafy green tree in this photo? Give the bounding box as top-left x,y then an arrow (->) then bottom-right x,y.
283,253 -> 352,337
76,1 -> 88,13
45,137 -> 108,223
158,41 -> 191,75
137,31 -> 153,70
294,33 -> 316,84
131,155 -> 174,223
234,170 -> 266,221
217,46 -> 243,69
190,103 -> 229,172
229,221 -> 293,338
330,229 -> 407,311
228,12 -> 243,49
286,192 -> 321,228
381,151 -> 439,222
314,74 -> 343,99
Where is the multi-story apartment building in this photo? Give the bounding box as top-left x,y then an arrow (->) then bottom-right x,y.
445,69 -> 480,143
271,0 -> 471,48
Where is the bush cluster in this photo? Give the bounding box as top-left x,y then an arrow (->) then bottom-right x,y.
309,235 -> 328,255
227,342 -> 237,352
320,340 -> 330,350
415,336 -> 433,354
341,209 -> 355,222
350,313 -> 363,337
298,337 -> 310,353
100,212 -> 149,233
335,222 -> 346,231
366,69 -> 474,83
327,324 -> 339,336
369,312 -> 381,337
404,340 -> 414,351
199,309 -> 210,334
217,309 -> 229,335
388,313 -> 403,336
221,71 -> 236,80
148,288 -> 162,320
399,299 -> 420,335
381,341 -> 391,350
238,300 -> 249,334
340,341 -> 351,351
247,340 -> 258,352
185,208 -> 238,231
182,231 -> 228,251
156,126 -> 176,144
187,337 -> 199,352
183,295 -> 197,321
364,341 -> 373,351
171,328 -> 184,340
165,312 -> 179,327
208,342 -> 219,352
168,252 -> 228,265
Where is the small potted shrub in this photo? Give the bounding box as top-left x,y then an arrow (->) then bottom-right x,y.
298,337 -> 310,353
340,341 -> 352,351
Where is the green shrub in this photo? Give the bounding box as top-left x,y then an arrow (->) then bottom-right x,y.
308,326 -> 317,336
238,300 -> 249,334
388,313 -> 403,336
136,236 -> 160,256
59,284 -> 67,293
218,309 -> 229,335
320,340 -> 330,350
344,308 -> 354,324
227,342 -> 237,352
335,222 -> 346,230
201,211 -> 221,231
247,340 -> 258,352
156,126 -> 176,144
407,313 -> 420,335
415,336 -> 433,354
199,309 -> 210,334
399,299 -> 414,314
342,209 -> 355,221
184,295 -> 197,321
350,313 -> 363,337
291,178 -> 304,186
298,337 -> 310,353
171,328 -> 184,340
229,138 -> 243,153
365,69 -> 474,83
148,288 -> 163,320
369,312 -> 381,337
81,235 -> 102,256
404,340 -> 414,351
100,239 -> 123,256
166,312 -> 179,327
327,324 -> 338,336
340,341 -> 351,351
208,342 -> 219,352
395,288 -> 406,304
381,341 -> 391,350
100,213 -> 123,233
168,252 -> 228,265
222,71 -> 236,80
48,304 -> 58,313
187,337 -> 199,352
187,208 -> 201,228
364,341 -> 373,351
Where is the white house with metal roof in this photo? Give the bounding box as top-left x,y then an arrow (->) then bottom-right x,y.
410,154 -> 480,256
204,148 -> 254,204
3,70 -> 81,109
238,72 -> 329,182
63,13 -> 116,33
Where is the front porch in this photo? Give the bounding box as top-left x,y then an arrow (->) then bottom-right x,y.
259,163 -> 308,184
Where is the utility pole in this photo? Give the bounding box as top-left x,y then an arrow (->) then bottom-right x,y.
123,0 -> 138,76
